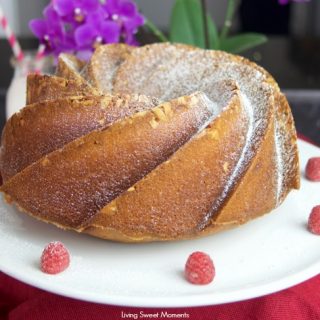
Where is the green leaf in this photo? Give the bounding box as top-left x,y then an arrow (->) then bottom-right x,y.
169,0 -> 202,46
207,14 -> 219,50
169,0 -> 205,48
220,33 -> 268,54
144,19 -> 169,42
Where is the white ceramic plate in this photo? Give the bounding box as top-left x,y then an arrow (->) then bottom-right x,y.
0,139 -> 319,307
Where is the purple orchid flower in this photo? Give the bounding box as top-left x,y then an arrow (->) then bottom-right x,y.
29,5 -> 73,56
53,0 -> 100,23
103,0 -> 144,38
75,8 -> 121,47
29,0 -> 145,59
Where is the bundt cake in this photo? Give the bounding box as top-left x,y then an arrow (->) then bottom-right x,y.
81,43 -> 134,94
0,43 -> 300,242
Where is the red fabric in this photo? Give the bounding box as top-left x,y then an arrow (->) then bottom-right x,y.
1,135 -> 319,320
298,133 -> 318,146
0,272 -> 320,320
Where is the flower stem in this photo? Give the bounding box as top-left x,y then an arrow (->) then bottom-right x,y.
201,0 -> 209,49
144,19 -> 169,42
220,0 -> 237,39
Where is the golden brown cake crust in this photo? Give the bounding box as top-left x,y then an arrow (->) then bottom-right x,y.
26,74 -> 98,104
86,87 -> 248,241
213,99 -> 277,225
82,44 -> 134,94
0,94 -> 159,181
112,43 -> 300,206
1,92 -> 215,229
0,43 -> 300,242
56,53 -> 86,81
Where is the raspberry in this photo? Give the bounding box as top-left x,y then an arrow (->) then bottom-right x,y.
184,251 -> 215,285
306,157 -> 320,181
40,241 -> 70,274
308,206 -> 320,235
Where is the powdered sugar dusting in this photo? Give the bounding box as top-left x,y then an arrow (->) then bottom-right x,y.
114,46 -> 273,207
198,92 -> 254,228
82,44 -> 133,93
274,119 -> 284,205
114,43 -> 194,95
273,93 -> 299,204
218,93 -> 254,198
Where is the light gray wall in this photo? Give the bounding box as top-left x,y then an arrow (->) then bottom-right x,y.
0,0 -> 46,37
136,0 -> 174,30
0,0 -> 20,37
17,0 -> 48,36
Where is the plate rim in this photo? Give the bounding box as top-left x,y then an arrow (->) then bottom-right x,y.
1,256 -> 320,307
0,139 -> 319,307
